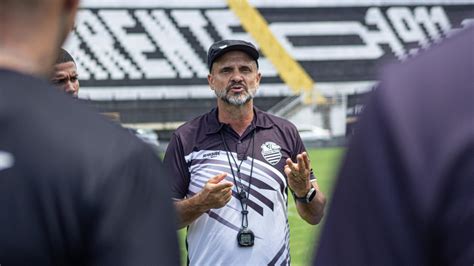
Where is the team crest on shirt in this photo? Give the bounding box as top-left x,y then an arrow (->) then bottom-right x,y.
261,142 -> 282,165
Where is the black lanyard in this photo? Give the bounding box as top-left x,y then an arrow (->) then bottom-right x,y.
220,126 -> 256,229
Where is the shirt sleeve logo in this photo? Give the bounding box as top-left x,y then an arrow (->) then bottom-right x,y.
261,142 -> 282,165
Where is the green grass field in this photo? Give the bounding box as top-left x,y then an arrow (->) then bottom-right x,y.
178,147 -> 344,265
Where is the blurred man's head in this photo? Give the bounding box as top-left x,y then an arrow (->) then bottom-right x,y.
0,0 -> 80,77
51,48 -> 79,97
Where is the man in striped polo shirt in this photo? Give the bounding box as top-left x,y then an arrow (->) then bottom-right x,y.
164,40 -> 326,265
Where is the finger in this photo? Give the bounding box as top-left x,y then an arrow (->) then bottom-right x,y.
221,186 -> 233,194
213,181 -> 233,191
284,165 -> 292,176
225,190 -> 233,200
302,152 -> 311,170
285,166 -> 298,180
224,192 -> 233,203
296,154 -> 305,174
218,189 -> 230,200
286,158 -> 298,173
285,157 -> 295,167
208,173 -> 228,184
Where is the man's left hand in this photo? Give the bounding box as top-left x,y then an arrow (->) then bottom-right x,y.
285,152 -> 312,197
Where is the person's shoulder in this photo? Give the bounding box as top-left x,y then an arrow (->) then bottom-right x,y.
62,105 -> 148,162
173,109 -> 215,135
1,71 -> 157,189
377,26 -> 473,115
3,71 -> 148,161
382,26 -> 473,92
256,108 -> 298,131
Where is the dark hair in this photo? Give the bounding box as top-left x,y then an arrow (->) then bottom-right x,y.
56,48 -> 75,65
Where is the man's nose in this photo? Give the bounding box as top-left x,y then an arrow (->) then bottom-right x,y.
65,81 -> 78,94
230,71 -> 244,83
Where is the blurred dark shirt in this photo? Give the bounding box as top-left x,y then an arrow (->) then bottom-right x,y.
315,26 -> 474,266
0,69 -> 180,265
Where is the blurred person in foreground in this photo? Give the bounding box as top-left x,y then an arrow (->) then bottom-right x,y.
0,0 -> 179,265
164,40 -> 326,265
51,48 -> 79,98
314,26 -> 473,265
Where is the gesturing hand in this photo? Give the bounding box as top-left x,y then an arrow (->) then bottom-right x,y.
197,173 -> 234,210
285,152 -> 312,197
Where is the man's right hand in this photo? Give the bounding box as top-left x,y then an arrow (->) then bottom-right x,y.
196,173 -> 233,210
175,173 -> 233,228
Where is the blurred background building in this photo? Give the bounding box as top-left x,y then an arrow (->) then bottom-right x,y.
64,0 -> 474,148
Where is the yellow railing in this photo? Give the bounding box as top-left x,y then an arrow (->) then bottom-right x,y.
227,0 -> 327,105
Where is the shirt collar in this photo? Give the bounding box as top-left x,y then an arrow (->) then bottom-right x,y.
205,106 -> 274,135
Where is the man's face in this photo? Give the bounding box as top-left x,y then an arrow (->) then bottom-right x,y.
51,61 -> 79,98
208,50 -> 261,106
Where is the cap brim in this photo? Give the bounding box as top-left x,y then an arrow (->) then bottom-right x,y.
219,45 -> 259,61
210,44 -> 259,70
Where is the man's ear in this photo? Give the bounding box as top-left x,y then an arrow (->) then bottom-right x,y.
208,73 -> 215,91
256,72 -> 262,85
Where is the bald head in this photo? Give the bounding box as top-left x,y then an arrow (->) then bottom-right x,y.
0,0 -> 79,77
0,0 -> 42,10
0,0 -> 50,28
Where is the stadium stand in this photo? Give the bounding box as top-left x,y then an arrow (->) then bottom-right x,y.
66,0 -> 474,142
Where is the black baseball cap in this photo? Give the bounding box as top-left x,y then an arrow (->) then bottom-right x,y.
207,40 -> 259,71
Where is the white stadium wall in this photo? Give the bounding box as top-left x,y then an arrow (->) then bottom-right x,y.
64,0 -> 474,137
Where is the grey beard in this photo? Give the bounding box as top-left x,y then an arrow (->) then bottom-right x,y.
214,86 -> 258,106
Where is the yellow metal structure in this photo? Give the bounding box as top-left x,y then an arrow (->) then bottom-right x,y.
227,0 -> 327,105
